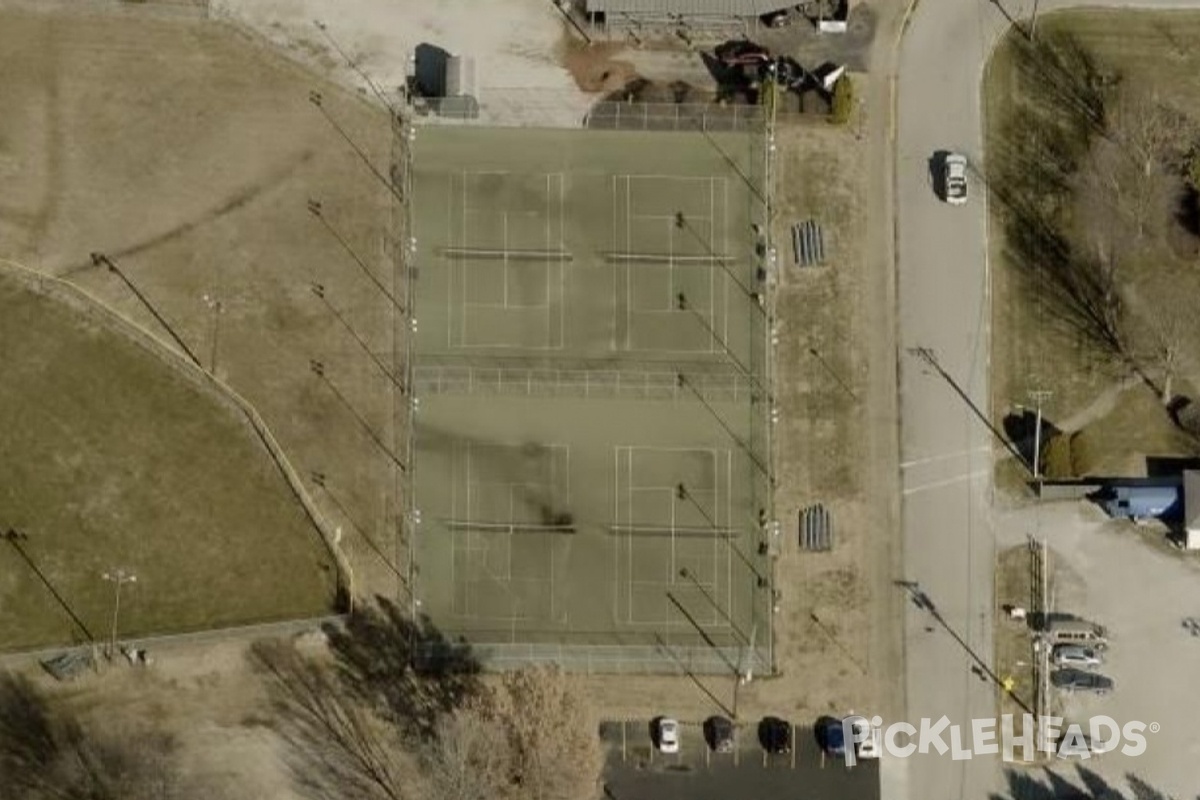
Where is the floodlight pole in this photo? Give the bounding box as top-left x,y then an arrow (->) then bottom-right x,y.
677,293 -> 768,401
677,374 -> 772,483
202,293 -> 223,374
307,200 -> 406,315
674,212 -> 764,315
677,483 -> 768,586
679,567 -> 750,646
308,91 -> 404,205
310,283 -> 406,393
94,253 -> 203,369
102,569 -> 137,661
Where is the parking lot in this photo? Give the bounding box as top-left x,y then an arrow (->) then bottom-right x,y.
996,500 -> 1200,796
600,719 -> 880,800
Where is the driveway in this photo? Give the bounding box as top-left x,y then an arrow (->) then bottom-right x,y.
600,719 -> 881,800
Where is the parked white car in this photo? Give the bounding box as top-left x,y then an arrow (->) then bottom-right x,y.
656,717 -> 679,754
848,716 -> 881,759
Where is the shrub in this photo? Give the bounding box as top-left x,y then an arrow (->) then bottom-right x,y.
830,75 -> 854,125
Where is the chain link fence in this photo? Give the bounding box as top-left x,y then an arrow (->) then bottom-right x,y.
420,640 -> 770,675
413,364 -> 757,403
586,101 -> 765,132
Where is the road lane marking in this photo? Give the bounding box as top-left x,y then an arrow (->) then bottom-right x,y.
902,469 -> 988,495
901,447 -> 991,469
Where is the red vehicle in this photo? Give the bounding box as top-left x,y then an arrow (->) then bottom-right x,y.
715,40 -> 771,67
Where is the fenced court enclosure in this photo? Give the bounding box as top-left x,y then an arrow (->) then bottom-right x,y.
408,127 -> 773,674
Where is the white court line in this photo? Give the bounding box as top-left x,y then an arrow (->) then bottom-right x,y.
502,211 -> 509,307
666,215 -> 675,310
460,171 -> 469,347
902,469 -> 989,496
717,177 -> 726,351
626,446 -> 634,623
625,176 -> 632,350
545,173 -> 552,347
446,172 -> 455,350
610,175 -> 619,351
612,446 -> 620,623
900,447 -> 992,469
465,441 -> 474,614
723,449 -> 731,614
556,172 -> 566,349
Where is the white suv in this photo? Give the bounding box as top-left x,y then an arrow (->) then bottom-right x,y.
943,153 -> 968,205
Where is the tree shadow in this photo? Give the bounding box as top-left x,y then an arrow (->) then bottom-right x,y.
1003,410 -> 1062,467
990,765 -> 1177,800
323,596 -> 482,742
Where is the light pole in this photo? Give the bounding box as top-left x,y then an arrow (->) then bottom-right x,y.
102,569 -> 137,660
202,293 -> 223,374
1028,389 -> 1052,481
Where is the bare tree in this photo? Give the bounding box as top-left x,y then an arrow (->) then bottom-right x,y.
249,639 -> 413,800
0,671 -> 205,800
419,706 -> 512,800
483,667 -> 603,800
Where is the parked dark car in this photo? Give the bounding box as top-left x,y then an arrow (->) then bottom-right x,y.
816,716 -> 846,756
758,716 -> 792,754
704,715 -> 735,753
1051,668 -> 1114,694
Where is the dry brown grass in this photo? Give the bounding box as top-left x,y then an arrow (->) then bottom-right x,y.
0,5 -> 402,648
986,12 -> 1200,485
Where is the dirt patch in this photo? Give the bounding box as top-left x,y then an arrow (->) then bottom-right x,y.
559,40 -> 637,93
995,545 -> 1036,744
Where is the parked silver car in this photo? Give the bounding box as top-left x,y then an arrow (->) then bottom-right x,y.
1052,645 -> 1104,669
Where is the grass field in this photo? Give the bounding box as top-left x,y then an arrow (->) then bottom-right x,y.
409,127 -> 772,671
985,11 -> 1200,481
0,4 -> 403,647
0,269 -> 337,650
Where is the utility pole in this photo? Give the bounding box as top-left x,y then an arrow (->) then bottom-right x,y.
1028,389 -> 1052,480
102,569 -> 137,660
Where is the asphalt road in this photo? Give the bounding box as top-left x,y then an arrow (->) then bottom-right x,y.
893,2 -> 1197,800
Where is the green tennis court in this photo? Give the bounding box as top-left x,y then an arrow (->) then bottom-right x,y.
409,127 -> 772,672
